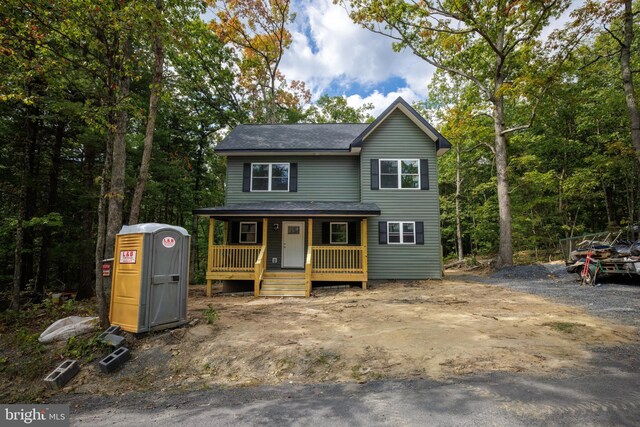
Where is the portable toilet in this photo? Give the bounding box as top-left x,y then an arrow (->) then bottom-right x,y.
109,223 -> 190,333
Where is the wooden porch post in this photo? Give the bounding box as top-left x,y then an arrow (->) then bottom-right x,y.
262,218 -> 268,245
361,218 -> 368,290
253,218 -> 268,298
206,217 -> 215,297
306,218 -> 313,297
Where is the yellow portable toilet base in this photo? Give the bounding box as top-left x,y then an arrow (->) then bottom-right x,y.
109,223 -> 190,333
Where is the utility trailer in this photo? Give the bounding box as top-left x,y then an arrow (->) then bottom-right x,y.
569,257 -> 640,285
560,232 -> 640,286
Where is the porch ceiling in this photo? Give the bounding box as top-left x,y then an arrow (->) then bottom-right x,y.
193,201 -> 381,218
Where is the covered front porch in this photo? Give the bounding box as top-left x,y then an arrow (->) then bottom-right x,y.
193,202 -> 380,297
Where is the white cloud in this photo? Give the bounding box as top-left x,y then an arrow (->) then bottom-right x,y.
346,88 -> 422,116
280,0 -> 435,114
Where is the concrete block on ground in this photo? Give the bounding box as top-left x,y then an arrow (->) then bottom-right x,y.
99,333 -> 125,348
43,359 -> 80,389
98,325 -> 122,341
98,347 -> 131,373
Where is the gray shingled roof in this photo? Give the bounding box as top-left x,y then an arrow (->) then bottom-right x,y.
193,201 -> 381,217
215,123 -> 370,152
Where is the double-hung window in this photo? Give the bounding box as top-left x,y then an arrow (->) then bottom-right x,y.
251,163 -> 289,191
330,222 -> 348,244
380,159 -> 420,189
239,222 -> 257,244
388,221 -> 415,244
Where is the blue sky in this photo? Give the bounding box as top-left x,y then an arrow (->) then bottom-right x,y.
206,0 -> 579,116
280,0 -> 434,115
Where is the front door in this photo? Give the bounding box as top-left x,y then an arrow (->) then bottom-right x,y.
282,221 -> 305,268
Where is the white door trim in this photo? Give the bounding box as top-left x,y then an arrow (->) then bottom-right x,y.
281,221 -> 305,268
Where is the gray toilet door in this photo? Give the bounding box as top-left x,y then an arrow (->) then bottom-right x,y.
149,229 -> 183,327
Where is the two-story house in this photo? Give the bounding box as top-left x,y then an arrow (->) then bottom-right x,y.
193,97 -> 451,297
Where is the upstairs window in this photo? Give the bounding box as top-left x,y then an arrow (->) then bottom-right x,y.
251,163 -> 289,191
388,221 -> 415,244
379,159 -> 420,189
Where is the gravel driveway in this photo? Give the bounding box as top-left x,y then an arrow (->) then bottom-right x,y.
449,263 -> 640,328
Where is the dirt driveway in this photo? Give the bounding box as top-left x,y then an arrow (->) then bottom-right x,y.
66,272 -> 636,396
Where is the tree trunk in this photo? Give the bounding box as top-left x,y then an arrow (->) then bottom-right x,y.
621,0 -> 640,166
491,30 -> 513,268
492,53 -> 514,268
35,122 -> 64,296
12,98 -> 41,309
12,179 -> 26,311
493,97 -> 513,267
95,128 -> 114,327
455,143 -> 464,262
129,2 -> 164,225
105,49 -> 132,260
21,105 -> 40,290
78,145 -> 96,300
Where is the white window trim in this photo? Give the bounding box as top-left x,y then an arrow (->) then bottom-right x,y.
379,159 -> 420,190
250,162 -> 290,192
387,221 -> 416,245
329,222 -> 349,245
239,221 -> 258,244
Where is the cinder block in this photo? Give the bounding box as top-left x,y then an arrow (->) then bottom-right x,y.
98,347 -> 131,373
105,325 -> 121,335
98,325 -> 122,341
99,333 -> 125,348
43,359 -> 80,389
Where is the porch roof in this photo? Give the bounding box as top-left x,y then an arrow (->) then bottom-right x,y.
193,201 -> 381,218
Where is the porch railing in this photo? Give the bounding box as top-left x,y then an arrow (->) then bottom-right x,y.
311,246 -> 364,273
209,245 -> 262,272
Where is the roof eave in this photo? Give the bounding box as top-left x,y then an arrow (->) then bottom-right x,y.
215,148 -> 361,156
192,208 -> 381,217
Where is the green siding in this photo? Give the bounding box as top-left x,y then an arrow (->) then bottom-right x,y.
226,156 -> 360,203
221,108 -> 443,280
360,110 -> 442,279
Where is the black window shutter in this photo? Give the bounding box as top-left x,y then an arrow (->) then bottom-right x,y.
242,163 -> 251,192
321,222 -> 330,244
420,159 -> 429,190
378,221 -> 387,244
370,159 -> 379,190
416,221 -> 424,245
230,221 -> 240,244
256,221 -> 263,244
348,222 -> 357,245
289,163 -> 298,192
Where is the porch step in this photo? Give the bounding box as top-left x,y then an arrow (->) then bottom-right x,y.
263,271 -> 305,279
260,275 -> 307,297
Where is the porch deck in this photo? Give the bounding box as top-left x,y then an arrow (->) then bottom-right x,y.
204,218 -> 368,297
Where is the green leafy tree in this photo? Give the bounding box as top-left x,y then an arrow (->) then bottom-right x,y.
305,95 -> 374,123
208,0 -> 311,123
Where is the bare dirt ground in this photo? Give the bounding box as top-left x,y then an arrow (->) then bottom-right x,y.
62,272 -> 636,398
